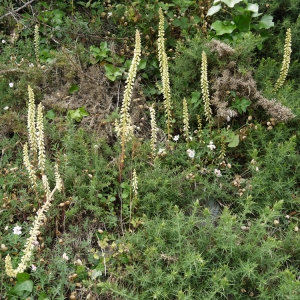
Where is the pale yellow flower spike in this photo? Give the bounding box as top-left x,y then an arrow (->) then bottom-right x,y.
115,29 -> 141,145
149,104 -> 158,159
273,28 -> 292,92
201,51 -> 212,123
183,98 -> 190,142
27,85 -> 37,158
37,103 -> 46,173
158,8 -> 172,141
23,142 -> 37,189
34,24 -> 39,66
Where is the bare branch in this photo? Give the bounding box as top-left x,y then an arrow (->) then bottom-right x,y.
0,0 -> 36,20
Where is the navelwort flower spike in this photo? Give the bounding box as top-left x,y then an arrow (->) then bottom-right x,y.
115,29 -> 141,146
37,103 -> 46,173
183,98 -> 190,142
34,24 -> 40,66
273,28 -> 292,92
5,88 -> 62,278
27,85 -> 37,159
149,104 -> 158,159
201,51 -> 212,123
158,8 -> 172,141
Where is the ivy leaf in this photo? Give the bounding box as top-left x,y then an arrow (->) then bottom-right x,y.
207,4 -> 221,16
211,20 -> 236,35
258,15 -> 274,29
45,109 -> 56,120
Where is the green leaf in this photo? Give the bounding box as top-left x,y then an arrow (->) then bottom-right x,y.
211,20 -> 236,35
45,109 -> 56,120
234,14 -> 251,32
221,0 -> 242,8
138,58 -> 147,70
231,97 -> 251,113
207,4 -> 221,16
13,280 -> 33,293
258,15 -> 274,29
225,134 -> 239,147
91,269 -> 102,280
78,106 -> 89,117
16,272 -> 30,283
191,91 -> 201,103
68,83 -> 79,94
38,292 -> 49,300
246,3 -> 259,13
172,17 -> 189,29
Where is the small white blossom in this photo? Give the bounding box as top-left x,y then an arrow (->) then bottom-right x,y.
107,12 -> 112,17
13,225 -> 22,235
62,253 -> 69,261
186,149 -> 195,159
214,169 -> 222,177
4,226 -> 9,231
207,141 -> 216,150
158,148 -> 167,156
4,106 -> 9,110
2,40 -> 6,44
29,63 -> 34,67
31,264 -> 37,271
173,135 -> 179,141
255,167 -> 259,172
9,82 -> 14,88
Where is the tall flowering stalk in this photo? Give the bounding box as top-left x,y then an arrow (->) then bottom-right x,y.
5,87 -> 62,278
115,29 -> 141,182
273,28 -> 292,92
201,51 -> 212,123
34,24 -> 40,66
149,104 -> 158,159
130,168 -> 138,225
182,98 -> 190,142
158,8 -> 172,142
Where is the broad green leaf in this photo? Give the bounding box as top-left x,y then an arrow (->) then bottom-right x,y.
246,3 -> 259,13
68,83 -> 79,94
211,20 -> 236,35
16,272 -> 30,283
221,0 -> 242,8
138,58 -> 147,70
234,14 -> 251,32
13,280 -> 33,293
225,134 -> 239,147
191,91 -> 201,103
258,15 -> 274,29
207,4 -> 221,16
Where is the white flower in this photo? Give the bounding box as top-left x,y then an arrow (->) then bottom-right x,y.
107,12 -> 112,17
29,63 -> 34,67
173,135 -> 179,141
13,225 -> 22,235
157,148 -> 167,156
4,226 -> 8,231
214,169 -> 222,177
31,264 -> 37,271
9,82 -> 14,88
62,253 -> 69,261
255,167 -> 259,172
186,149 -> 195,159
2,40 -> 6,44
207,141 -> 216,150
4,106 -> 9,110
